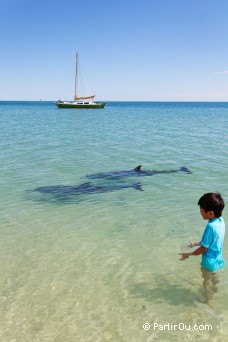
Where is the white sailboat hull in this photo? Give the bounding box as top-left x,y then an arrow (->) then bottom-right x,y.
55,101 -> 106,109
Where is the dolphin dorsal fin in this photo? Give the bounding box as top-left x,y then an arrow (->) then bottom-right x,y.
134,165 -> 142,171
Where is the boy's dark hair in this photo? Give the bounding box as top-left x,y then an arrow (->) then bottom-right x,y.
198,192 -> 225,218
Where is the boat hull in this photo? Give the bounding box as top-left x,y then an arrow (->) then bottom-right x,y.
55,101 -> 106,109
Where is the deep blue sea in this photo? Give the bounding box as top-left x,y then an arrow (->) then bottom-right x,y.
1,101 -> 228,341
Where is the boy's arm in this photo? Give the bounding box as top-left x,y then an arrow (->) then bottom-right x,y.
188,241 -> 200,248
179,246 -> 207,260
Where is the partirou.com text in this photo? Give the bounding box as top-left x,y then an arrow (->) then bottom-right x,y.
143,322 -> 212,331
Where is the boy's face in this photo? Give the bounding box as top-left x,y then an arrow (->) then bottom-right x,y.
200,207 -> 215,220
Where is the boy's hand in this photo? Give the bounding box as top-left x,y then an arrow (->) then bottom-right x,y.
187,241 -> 194,248
179,253 -> 190,260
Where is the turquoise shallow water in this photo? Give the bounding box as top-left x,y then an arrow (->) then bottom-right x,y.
1,101 -> 228,341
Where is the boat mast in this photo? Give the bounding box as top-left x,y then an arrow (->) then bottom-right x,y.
74,52 -> 78,100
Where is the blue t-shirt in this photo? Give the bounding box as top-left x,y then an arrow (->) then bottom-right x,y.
200,217 -> 225,272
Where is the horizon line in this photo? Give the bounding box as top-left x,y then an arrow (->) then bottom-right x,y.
0,100 -> 228,103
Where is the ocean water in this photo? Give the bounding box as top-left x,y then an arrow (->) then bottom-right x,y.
0,101 -> 228,342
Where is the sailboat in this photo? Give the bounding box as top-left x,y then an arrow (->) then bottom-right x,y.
55,53 -> 106,109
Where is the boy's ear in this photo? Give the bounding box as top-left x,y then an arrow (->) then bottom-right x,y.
209,211 -> 215,218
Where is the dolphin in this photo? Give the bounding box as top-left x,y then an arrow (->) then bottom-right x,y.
86,165 -> 192,180
34,181 -> 143,199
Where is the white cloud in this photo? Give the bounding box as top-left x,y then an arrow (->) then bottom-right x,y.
213,70 -> 228,75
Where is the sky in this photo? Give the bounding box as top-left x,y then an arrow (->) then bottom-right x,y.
0,0 -> 228,101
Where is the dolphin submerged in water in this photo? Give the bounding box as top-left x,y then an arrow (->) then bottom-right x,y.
34,181 -> 143,200
86,165 -> 192,180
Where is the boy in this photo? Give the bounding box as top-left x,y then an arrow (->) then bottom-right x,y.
179,192 -> 225,302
